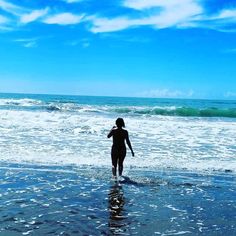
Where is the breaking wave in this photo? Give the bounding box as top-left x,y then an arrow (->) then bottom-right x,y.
0,98 -> 235,118
112,107 -> 236,118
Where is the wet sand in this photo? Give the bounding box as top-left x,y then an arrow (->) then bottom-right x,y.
0,162 -> 235,235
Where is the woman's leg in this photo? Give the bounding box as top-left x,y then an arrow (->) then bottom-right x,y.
111,147 -> 118,177
112,156 -> 118,176
118,149 -> 126,176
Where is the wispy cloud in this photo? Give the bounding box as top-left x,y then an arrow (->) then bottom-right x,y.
20,8 -> 49,24
0,14 -> 8,24
88,0 -> 236,33
0,12 -> 14,31
0,14 -> 11,31
43,13 -> 84,25
216,9 -> 236,19
0,0 -> 27,16
81,39 -> 90,48
65,38 -> 90,47
14,38 -> 38,48
138,89 -> 194,98
63,0 -> 84,3
89,0 -> 203,33
123,0 -> 198,10
88,16 -> 134,33
0,0 -> 236,34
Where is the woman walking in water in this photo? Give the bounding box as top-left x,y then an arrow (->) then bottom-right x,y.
107,118 -> 134,178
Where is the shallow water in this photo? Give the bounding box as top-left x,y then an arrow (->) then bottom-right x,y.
0,163 -> 235,235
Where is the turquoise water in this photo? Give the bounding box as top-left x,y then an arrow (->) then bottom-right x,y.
0,93 -> 235,118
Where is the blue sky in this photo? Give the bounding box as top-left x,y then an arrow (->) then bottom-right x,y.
0,0 -> 236,99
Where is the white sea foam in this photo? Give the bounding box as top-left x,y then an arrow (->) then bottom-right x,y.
0,98 -> 42,106
0,109 -> 235,173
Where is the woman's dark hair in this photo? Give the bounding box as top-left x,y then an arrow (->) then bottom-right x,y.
116,118 -> 125,128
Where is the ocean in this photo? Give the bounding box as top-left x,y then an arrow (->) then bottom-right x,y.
0,93 -> 235,235
0,93 -> 235,172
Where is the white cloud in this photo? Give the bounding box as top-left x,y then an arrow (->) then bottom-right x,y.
20,8 -> 49,24
88,0 -> 236,34
0,14 -> 8,24
0,0 -> 26,16
89,16 -> 134,33
0,14 -> 13,31
187,8 -> 236,32
0,0 -> 236,34
89,0 -> 202,33
23,41 -> 37,48
124,0 -> 194,10
65,38 -> 90,47
43,13 -> 84,25
217,9 -> 236,19
63,0 -> 84,3
138,89 -> 194,98
14,38 -> 38,48
148,2 -> 202,29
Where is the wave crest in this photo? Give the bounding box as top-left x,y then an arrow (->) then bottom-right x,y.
0,97 -> 235,118
0,98 -> 42,106
112,107 -> 236,118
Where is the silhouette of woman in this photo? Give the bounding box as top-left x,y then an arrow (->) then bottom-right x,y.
107,118 -> 134,178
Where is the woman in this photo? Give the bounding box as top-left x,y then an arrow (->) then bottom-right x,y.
107,118 -> 134,178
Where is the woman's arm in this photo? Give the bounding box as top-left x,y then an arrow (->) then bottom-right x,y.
107,126 -> 116,138
125,131 -> 134,156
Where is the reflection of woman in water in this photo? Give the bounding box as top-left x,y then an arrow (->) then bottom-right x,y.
107,118 -> 134,178
108,183 -> 126,234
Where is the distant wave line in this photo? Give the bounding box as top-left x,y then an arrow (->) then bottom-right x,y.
0,98 -> 236,118
112,107 -> 236,118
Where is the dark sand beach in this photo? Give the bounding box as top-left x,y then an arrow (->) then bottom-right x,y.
0,163 -> 235,235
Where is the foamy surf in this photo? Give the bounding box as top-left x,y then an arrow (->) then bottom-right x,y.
0,95 -> 235,173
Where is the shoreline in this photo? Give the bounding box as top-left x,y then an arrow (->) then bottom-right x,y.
1,162 -> 235,235
0,161 -> 235,177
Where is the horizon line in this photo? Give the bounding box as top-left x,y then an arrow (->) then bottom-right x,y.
0,91 -> 235,101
